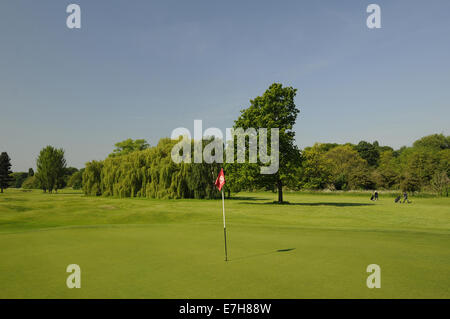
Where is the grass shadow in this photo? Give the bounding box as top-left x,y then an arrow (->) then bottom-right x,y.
2,205 -> 33,212
0,197 -> 29,202
227,196 -> 270,201
239,201 -> 374,207
230,248 -> 296,261
48,191 -> 84,195
277,248 -> 295,252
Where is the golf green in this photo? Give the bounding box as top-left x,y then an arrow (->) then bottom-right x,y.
0,190 -> 449,298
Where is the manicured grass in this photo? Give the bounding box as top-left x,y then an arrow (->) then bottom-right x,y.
0,189 -> 449,298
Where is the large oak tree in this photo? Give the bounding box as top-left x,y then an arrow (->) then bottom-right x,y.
231,83 -> 301,203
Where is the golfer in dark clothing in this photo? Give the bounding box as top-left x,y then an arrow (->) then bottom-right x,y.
374,191 -> 379,201
403,192 -> 410,203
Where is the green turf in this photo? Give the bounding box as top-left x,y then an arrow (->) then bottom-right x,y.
0,189 -> 449,298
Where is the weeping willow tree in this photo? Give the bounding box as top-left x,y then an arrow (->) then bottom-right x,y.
83,160 -> 103,196
82,138 -> 222,199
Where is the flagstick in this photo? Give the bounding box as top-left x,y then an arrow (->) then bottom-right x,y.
222,189 -> 228,262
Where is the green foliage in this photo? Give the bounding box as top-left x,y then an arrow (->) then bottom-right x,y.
22,176 -> 41,189
11,172 -> 28,188
355,141 -> 380,166
297,135 -> 449,192
297,144 -> 332,189
109,138 -> 150,157
324,145 -> 373,190
68,169 -> 84,190
230,83 -> 301,202
298,144 -> 374,191
313,143 -> 340,153
83,161 -> 103,196
81,130 -> 448,196
400,173 -> 421,193
28,168 -> 34,176
35,146 -> 67,193
61,167 -> 79,189
65,167 -> 78,176
413,133 -> 450,150
398,147 -> 442,192
374,150 -> 400,189
430,171 -> 449,196
83,138 -> 221,199
0,152 -> 13,193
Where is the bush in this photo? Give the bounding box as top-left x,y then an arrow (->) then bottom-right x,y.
22,176 -> 41,189
11,172 -> 29,188
68,169 -> 84,190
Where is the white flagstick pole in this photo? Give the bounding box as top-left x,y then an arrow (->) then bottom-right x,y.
222,189 -> 228,262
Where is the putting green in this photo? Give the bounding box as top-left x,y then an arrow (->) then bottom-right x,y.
0,190 -> 449,298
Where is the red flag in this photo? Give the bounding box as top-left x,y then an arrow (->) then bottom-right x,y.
215,168 -> 226,191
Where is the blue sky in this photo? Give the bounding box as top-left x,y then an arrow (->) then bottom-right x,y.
1,0 -> 449,171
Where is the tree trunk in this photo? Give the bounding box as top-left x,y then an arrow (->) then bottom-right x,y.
277,179 -> 283,203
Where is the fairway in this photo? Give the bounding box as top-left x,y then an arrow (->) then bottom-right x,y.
0,190 -> 449,299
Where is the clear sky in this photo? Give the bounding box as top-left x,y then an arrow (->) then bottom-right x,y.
1,0 -> 449,171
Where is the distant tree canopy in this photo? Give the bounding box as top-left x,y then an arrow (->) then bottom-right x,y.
80,132 -> 449,198
9,163 -> 81,190
22,175 -> 41,189
296,144 -> 332,190
11,172 -> 29,188
13,168 -> 38,190
68,168 -> 84,190
0,152 -> 13,193
36,146 -> 67,193
355,141 -> 380,166
431,171 -> 450,197
109,139 -> 150,157
413,133 -> 450,150
297,134 -> 449,194
58,167 -> 80,189
65,167 -> 79,176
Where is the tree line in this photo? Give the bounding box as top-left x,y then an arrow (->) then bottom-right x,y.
1,83 -> 448,201
1,146 -> 83,193
2,134 -> 448,199
293,135 -> 449,195
81,133 -> 449,200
